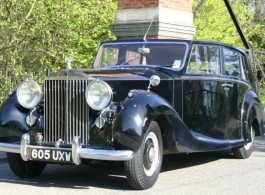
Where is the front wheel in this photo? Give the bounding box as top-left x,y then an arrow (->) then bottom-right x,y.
124,121 -> 163,190
7,153 -> 46,178
232,127 -> 255,159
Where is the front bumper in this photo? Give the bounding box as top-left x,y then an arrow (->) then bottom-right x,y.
0,133 -> 134,165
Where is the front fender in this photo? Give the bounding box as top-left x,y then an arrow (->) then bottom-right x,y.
113,90 -> 178,153
0,91 -> 45,143
0,92 -> 31,142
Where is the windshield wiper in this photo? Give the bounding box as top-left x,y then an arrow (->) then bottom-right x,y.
158,64 -> 173,67
119,56 -> 140,66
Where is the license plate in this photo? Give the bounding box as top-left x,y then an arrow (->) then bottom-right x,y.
29,148 -> 73,163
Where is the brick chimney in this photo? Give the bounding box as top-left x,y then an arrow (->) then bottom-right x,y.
110,0 -> 196,40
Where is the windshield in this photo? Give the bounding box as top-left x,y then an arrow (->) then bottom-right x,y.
93,42 -> 188,69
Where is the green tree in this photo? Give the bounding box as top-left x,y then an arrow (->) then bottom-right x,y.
0,0 -> 117,102
0,0 -> 117,70
193,0 -> 252,47
239,0 -> 265,49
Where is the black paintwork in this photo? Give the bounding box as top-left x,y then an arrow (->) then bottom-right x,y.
0,39 -> 265,156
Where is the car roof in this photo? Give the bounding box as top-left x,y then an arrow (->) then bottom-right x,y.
100,39 -> 246,54
101,39 -> 191,44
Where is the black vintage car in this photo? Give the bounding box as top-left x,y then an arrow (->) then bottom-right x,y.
0,39 -> 264,190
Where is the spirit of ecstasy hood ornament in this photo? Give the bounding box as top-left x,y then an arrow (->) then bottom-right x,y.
66,57 -> 73,69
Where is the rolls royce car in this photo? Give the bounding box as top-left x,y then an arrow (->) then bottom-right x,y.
0,39 -> 264,190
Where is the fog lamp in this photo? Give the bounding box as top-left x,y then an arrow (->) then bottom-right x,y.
26,114 -> 38,126
95,115 -> 106,129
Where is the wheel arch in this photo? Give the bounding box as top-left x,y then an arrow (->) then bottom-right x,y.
154,115 -> 176,154
114,90 -> 181,153
0,91 -> 31,142
252,117 -> 260,136
242,90 -> 265,142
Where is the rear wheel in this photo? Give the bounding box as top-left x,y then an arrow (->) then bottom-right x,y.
7,153 -> 46,178
124,122 -> 163,190
232,127 -> 255,159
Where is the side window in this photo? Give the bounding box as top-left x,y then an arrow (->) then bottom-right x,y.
240,55 -> 247,80
223,48 -> 246,79
187,45 -> 221,74
98,47 -> 119,67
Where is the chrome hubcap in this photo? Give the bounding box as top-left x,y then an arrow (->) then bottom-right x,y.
149,147 -> 155,162
143,132 -> 159,177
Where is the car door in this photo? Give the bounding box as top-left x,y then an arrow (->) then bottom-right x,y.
182,44 -> 230,139
222,47 -> 249,140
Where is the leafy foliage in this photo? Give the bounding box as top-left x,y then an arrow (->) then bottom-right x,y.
0,0 -> 117,103
193,0 -> 252,47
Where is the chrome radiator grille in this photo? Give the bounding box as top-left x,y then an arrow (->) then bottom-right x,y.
44,80 -> 90,144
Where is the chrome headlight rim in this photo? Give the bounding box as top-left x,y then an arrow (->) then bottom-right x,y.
17,79 -> 42,109
85,80 -> 113,111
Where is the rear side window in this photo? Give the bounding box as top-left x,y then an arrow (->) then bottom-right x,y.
187,44 -> 221,74
223,48 -> 246,79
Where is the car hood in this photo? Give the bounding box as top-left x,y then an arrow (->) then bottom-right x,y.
47,66 -> 181,81
46,67 -> 178,102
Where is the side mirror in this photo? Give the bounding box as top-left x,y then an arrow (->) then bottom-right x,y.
150,75 -> 160,86
147,75 -> 160,92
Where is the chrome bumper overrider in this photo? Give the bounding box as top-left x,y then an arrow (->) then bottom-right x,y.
0,134 -> 134,165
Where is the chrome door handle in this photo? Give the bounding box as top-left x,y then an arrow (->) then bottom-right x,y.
221,83 -> 233,88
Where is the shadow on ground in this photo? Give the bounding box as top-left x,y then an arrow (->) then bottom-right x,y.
254,136 -> 265,152
0,152 -> 233,191
0,137 -> 264,191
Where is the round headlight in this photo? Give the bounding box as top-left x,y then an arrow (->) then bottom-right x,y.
85,80 -> 112,110
17,79 -> 42,109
